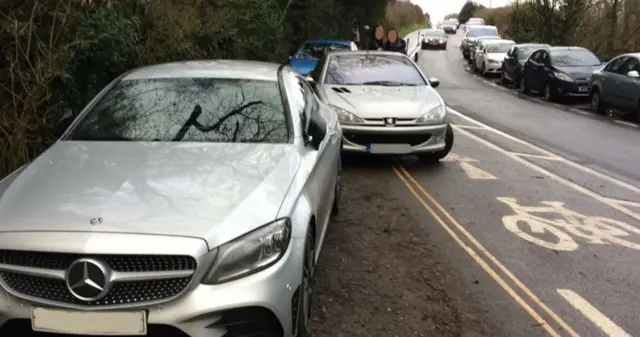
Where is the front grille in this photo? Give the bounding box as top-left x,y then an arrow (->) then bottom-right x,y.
0,250 -> 196,272
207,306 -> 284,337
0,250 -> 196,307
0,319 -> 190,337
345,133 -> 431,146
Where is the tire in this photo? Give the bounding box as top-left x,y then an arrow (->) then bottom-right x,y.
519,76 -> 530,94
589,89 -> 607,114
331,155 -> 342,216
418,123 -> 454,163
543,83 -> 555,102
481,62 -> 487,76
500,69 -> 507,86
296,230 -> 316,337
470,59 -> 477,71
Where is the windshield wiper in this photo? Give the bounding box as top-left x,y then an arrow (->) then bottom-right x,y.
360,81 -> 416,86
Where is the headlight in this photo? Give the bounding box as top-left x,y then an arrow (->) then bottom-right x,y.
202,218 -> 292,284
332,105 -> 364,124
416,104 -> 446,124
554,72 -> 574,82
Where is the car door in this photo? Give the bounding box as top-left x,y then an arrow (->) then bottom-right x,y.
598,56 -> 627,107
297,76 -> 339,230
523,50 -> 541,89
529,50 -> 547,91
615,56 -> 640,110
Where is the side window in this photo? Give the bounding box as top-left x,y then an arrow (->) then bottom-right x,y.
540,51 -> 550,64
529,51 -> 541,62
604,56 -> 625,73
507,46 -> 515,57
620,57 -> 640,74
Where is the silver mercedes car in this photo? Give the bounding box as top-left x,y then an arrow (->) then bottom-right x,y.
307,50 -> 453,161
0,60 -> 343,337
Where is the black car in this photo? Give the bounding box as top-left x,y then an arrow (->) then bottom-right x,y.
500,43 -> 550,88
421,29 -> 447,50
520,46 -> 602,101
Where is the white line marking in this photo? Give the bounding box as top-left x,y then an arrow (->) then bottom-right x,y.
452,124 -> 487,130
442,153 -> 498,180
509,152 -> 563,161
613,120 -> 638,127
557,289 -> 632,337
451,125 -> 640,221
447,108 -> 640,194
570,108 -> 593,116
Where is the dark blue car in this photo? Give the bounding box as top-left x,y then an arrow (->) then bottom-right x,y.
289,39 -> 357,76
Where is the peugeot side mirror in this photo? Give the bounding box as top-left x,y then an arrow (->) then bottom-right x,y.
627,70 -> 639,78
429,77 -> 440,88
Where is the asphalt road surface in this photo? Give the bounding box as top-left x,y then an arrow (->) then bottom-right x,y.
341,31 -> 640,336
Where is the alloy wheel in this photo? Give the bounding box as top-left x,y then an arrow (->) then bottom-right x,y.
591,92 -> 600,113
299,233 -> 315,334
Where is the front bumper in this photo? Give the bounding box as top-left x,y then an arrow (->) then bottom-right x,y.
483,61 -> 503,73
341,123 -> 447,154
0,232 -> 305,337
552,79 -> 590,97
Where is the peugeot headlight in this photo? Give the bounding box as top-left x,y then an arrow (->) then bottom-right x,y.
202,218 -> 292,284
554,72 -> 574,82
416,104 -> 447,124
332,105 -> 364,124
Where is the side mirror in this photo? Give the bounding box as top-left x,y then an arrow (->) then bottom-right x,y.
429,77 -> 440,88
305,76 -> 314,83
305,118 -> 326,150
54,110 -> 75,138
627,70 -> 639,78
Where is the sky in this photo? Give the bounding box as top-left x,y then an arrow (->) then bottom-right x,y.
410,0 -> 511,24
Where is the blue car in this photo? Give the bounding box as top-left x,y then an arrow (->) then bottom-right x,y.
289,39 -> 358,76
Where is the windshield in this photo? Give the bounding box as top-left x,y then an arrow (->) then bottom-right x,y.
469,27 -> 498,37
424,30 -> 445,37
67,78 -> 290,143
487,43 -> 514,53
294,43 -> 350,60
324,54 -> 426,86
551,49 -> 601,66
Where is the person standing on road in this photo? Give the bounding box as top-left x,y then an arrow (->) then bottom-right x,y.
382,29 -> 407,54
367,24 -> 385,50
351,19 -> 360,46
360,25 -> 371,49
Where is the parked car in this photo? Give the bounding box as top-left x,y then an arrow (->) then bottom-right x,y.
468,35 -> 502,63
421,29 -> 448,50
289,39 -> 357,76
521,46 -> 602,101
307,50 -> 454,162
590,53 -> 640,121
0,60 -> 343,337
472,39 -> 516,76
500,43 -> 550,87
441,19 -> 457,34
467,17 -> 485,26
460,25 -> 500,60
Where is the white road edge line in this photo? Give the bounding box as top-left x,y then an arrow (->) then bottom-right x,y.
451,124 -> 487,130
557,289 -> 632,337
447,107 -> 640,194
509,152 -> 564,161
613,120 -> 638,128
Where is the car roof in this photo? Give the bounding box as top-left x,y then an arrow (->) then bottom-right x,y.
305,39 -> 351,45
469,25 -> 497,30
484,39 -> 515,45
122,60 -> 280,81
326,50 -> 410,58
425,28 -> 445,33
515,43 -> 550,48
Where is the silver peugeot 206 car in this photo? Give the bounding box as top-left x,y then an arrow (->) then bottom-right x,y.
306,50 -> 453,162
0,60 -> 342,337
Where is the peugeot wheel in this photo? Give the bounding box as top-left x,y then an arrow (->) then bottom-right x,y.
296,230 -> 315,337
331,155 -> 342,216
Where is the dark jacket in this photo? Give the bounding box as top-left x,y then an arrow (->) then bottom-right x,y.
367,34 -> 384,50
382,39 -> 407,54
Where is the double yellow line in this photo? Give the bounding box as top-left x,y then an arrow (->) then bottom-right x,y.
392,163 -> 580,337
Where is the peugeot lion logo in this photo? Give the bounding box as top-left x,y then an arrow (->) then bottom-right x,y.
66,258 -> 110,301
384,118 -> 396,127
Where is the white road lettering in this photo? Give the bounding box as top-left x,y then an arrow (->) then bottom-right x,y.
558,289 -> 632,337
442,153 -> 497,180
498,197 -> 640,251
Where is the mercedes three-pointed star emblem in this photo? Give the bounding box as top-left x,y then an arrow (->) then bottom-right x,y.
65,258 -> 111,301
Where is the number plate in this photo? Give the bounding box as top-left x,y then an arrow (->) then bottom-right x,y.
366,143 -> 412,154
32,307 -> 147,335
578,86 -> 588,92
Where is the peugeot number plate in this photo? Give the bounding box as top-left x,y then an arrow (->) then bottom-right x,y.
32,307 -> 147,335
366,144 -> 412,154
578,86 -> 588,92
